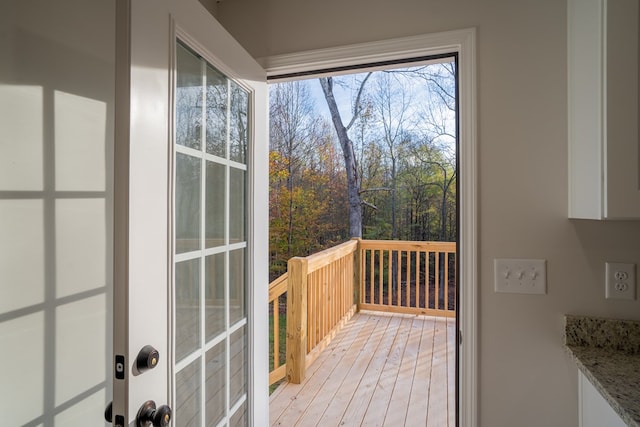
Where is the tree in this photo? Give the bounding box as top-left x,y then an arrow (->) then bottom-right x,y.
402,143 -> 456,241
372,72 -> 414,239
270,81 -> 323,255
269,81 -> 349,279
268,60 -> 458,280
319,73 -> 372,237
412,62 -> 457,241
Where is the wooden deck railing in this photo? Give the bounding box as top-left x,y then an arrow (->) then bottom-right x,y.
286,239 -> 359,384
268,272 -> 288,386
268,238 -> 456,385
358,240 -> 456,318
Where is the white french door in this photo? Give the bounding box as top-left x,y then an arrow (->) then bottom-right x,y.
112,0 -> 268,426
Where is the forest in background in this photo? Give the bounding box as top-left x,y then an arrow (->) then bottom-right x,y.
269,62 -> 457,280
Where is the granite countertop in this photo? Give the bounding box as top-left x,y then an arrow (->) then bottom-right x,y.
565,315 -> 640,427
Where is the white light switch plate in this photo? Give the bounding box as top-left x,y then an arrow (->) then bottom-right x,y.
494,258 -> 547,294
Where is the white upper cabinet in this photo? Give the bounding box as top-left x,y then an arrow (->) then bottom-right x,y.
568,0 -> 640,219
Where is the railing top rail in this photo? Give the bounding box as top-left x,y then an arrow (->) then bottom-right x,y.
294,239 -> 358,274
269,271 -> 289,289
358,239 -> 456,252
268,272 -> 288,302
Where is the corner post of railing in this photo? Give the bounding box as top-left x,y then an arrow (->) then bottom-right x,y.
286,256 -> 308,384
351,237 -> 362,311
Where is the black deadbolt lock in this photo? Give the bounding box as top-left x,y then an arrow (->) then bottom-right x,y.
104,402 -> 125,427
136,345 -> 160,373
104,401 -> 112,423
136,400 -> 172,427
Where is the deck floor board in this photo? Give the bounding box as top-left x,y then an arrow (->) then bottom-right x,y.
270,311 -> 455,427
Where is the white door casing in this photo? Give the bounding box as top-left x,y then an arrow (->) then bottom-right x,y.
113,0 -> 268,425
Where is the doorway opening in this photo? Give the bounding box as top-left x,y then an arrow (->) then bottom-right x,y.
266,55 -> 460,426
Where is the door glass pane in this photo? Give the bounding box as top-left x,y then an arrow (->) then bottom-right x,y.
175,40 -> 249,427
176,358 -> 201,427
176,153 -> 201,253
205,342 -> 226,426
205,253 -> 225,340
176,45 -> 203,151
229,168 -> 245,243
229,326 -> 247,406
229,401 -> 247,427
205,161 -> 225,248
229,248 -> 245,326
206,66 -> 227,158
176,259 -> 200,362
229,82 -> 248,164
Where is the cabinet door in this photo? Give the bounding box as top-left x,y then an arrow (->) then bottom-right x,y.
568,0 -> 640,219
605,0 -> 640,218
578,372 -> 626,427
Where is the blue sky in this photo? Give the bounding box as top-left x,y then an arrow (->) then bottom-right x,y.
273,61 -> 457,152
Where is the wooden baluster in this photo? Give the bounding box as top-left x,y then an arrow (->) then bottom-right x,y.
387,250 -> 392,306
274,298 -> 279,369
328,264 -> 331,337
341,258 -> 344,315
396,251 -> 402,306
369,249 -> 374,305
378,250 -> 383,305
332,262 -> 336,331
321,267 -> 327,342
308,271 -> 314,350
318,270 -> 322,345
452,251 -> 457,311
405,251 -> 411,307
435,251 -> 440,311
415,251 -> 421,308
444,252 -> 449,311
425,251 -> 431,310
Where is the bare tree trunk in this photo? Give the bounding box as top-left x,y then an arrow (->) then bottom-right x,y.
319,77 -> 363,238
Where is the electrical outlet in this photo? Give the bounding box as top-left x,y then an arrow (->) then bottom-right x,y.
605,262 -> 636,300
494,259 -> 547,294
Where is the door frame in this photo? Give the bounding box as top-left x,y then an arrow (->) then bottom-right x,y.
258,28 -> 478,427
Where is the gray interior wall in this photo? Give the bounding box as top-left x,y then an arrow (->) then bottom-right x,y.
216,1 -> 640,426
0,1 -> 114,425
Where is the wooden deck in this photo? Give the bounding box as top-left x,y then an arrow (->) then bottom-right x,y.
269,311 -> 456,427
